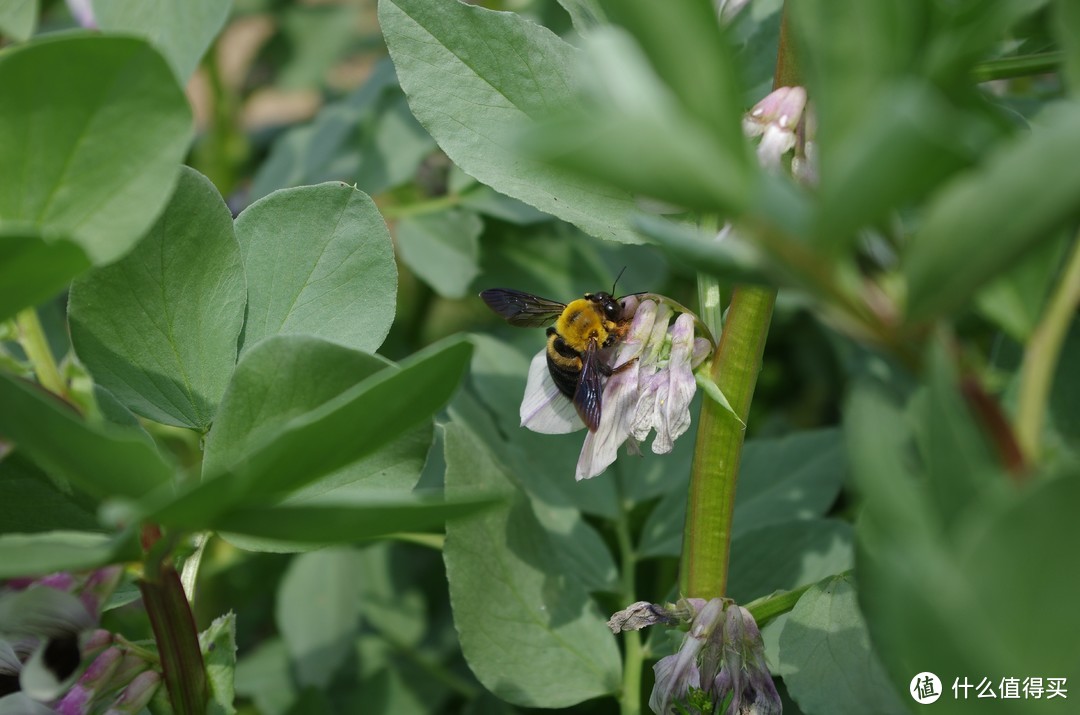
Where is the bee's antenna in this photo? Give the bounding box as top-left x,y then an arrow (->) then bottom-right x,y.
611,266 -> 627,295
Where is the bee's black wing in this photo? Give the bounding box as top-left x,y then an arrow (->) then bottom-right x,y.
480,289 -> 566,328
573,338 -> 604,432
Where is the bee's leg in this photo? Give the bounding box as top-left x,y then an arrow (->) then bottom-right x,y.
602,358 -> 638,376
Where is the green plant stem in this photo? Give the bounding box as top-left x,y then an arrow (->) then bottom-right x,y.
1016,232 -> 1080,461
614,479 -> 643,715
386,532 -> 446,550
139,564 -> 209,715
745,582 -> 814,628
973,51 -> 1063,83
680,286 -> 776,598
380,192 -> 465,220
15,308 -> 66,397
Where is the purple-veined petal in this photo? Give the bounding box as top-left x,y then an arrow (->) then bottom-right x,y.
653,315 -> 697,454
519,350 -> 583,434
576,361 -> 640,480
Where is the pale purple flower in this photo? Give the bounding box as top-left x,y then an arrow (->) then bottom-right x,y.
611,598 -> 781,715
0,567 -> 160,712
102,670 -> 161,715
743,86 -> 808,171
65,0 -> 97,29
649,598 -> 725,715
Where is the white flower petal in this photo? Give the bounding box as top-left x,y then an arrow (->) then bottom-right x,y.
656,315 -> 697,453
576,361 -> 641,480
519,350 -> 583,434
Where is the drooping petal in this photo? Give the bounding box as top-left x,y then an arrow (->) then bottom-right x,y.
575,301 -> 658,480
576,360 -> 640,480
649,654 -> 701,715
519,350 -> 583,434
103,670 -> 161,715
653,315 -> 697,454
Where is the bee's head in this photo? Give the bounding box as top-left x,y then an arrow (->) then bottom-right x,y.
585,291 -> 623,322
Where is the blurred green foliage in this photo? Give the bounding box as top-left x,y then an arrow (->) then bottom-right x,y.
1,0 -> 1078,713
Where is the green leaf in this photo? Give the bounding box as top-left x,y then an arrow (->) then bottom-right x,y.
778,575 -> 907,715
726,519 -> 854,604
147,336 -> 473,527
0,0 -> 36,42
251,60 -> 434,201
204,335 -> 434,551
92,0 -> 232,81
69,167 -> 245,430
235,183 -> 396,354
0,231 -> 90,323
0,35 -> 192,265
975,232 -> 1067,341
212,494 -> 494,544
905,102 -> 1080,322
442,423 -> 621,707
0,452 -> 100,534
596,0 -> 743,147
0,531 -> 136,578
523,26 -> 753,215
1059,0 -> 1080,94
234,639 -> 296,715
0,373 -> 174,500
640,430 -> 846,558
730,429 -> 847,536
813,81 -> 979,248
204,336 -> 392,476
379,0 -> 642,244
910,340 -> 1007,525
199,612 -> 238,715
275,548 -> 365,688
395,208 -> 482,299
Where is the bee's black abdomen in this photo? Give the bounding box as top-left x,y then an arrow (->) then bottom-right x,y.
546,329 -> 582,398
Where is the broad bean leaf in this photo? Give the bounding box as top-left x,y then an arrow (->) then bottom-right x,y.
69,166 -> 245,430
905,102 -> 1080,322
523,26 -> 753,215
234,640 -> 295,715
395,209 -> 482,299
442,423 -> 621,707
145,336 -> 472,528
778,575 -> 906,715
0,531 -> 137,578
0,453 -> 100,534
235,183 -> 396,355
0,231 -> 89,323
199,612 -> 238,715
276,548 -> 365,688
0,35 -> 191,265
640,430 -> 846,557
0,373 -> 173,500
726,519 -> 854,604
847,378 -> 1080,714
596,0 -> 744,148
214,495 -> 494,545
379,0 -> 642,244
204,335 -> 432,552
975,232 -> 1066,341
1059,0 -> 1080,94
92,0 -> 231,81
0,0 -> 35,43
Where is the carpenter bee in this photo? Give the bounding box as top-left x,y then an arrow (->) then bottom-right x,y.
479,286 -> 636,432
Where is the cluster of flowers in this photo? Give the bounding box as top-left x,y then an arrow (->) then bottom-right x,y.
519,296 -> 714,480
609,598 -> 780,715
0,569 -> 161,715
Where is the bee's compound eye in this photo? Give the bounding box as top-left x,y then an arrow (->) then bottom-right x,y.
603,299 -> 621,321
